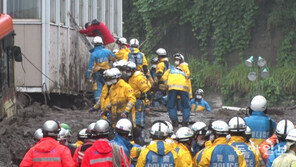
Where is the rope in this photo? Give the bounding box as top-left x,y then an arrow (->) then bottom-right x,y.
22,53 -> 56,83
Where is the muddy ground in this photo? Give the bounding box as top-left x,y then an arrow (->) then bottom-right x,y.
1,95 -> 296,166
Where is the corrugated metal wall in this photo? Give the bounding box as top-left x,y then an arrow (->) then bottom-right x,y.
7,0 -> 122,93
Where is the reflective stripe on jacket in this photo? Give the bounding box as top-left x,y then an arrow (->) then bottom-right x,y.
161,67 -> 189,92
73,140 -> 95,167
20,137 -> 75,167
81,139 -> 129,167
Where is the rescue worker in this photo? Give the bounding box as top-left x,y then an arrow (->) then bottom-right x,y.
150,57 -> 158,80
79,19 -> 115,51
152,48 -> 170,107
175,127 -> 195,167
113,59 -> 128,72
191,121 -> 207,156
124,61 -> 151,143
228,116 -> 260,166
73,123 -> 96,167
81,119 -> 130,166
74,128 -> 88,147
193,128 -> 214,166
20,120 -> 75,167
111,118 -> 133,159
125,38 -> 148,75
161,65 -> 190,127
103,68 -> 136,128
115,37 -> 130,60
136,121 -> 177,166
197,120 -> 246,167
86,36 -> 116,103
173,53 -> 193,99
58,126 -> 76,156
155,48 -> 170,81
260,119 -> 294,166
190,89 -> 211,112
245,126 -> 253,146
244,95 -> 277,146
33,128 -> 43,143
272,129 -> 296,167
89,69 -> 113,117
165,121 -> 178,149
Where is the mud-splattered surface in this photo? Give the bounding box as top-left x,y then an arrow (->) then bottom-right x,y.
1,100 -> 296,166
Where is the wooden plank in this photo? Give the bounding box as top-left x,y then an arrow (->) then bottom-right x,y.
68,12 -> 93,50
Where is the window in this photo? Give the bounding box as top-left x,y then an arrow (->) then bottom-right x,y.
79,0 -> 84,26
50,0 -> 56,23
7,0 -> 42,19
60,0 -> 66,24
88,0 -> 93,22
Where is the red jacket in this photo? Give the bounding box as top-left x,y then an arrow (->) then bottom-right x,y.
81,139 -> 129,167
73,140 -> 95,167
20,137 -> 75,167
79,23 -> 115,45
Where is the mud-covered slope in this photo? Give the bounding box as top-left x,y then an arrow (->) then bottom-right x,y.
1,102 -> 296,166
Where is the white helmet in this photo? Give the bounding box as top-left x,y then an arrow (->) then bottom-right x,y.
286,129 -> 296,142
126,61 -> 137,71
150,121 -> 169,139
86,122 -> 96,137
58,128 -> 72,141
173,53 -> 185,62
250,95 -> 267,111
93,36 -> 103,45
42,120 -> 60,137
211,120 -> 229,135
276,120 -> 294,138
34,128 -> 43,141
228,117 -> 246,132
113,60 -> 128,69
130,38 -> 139,48
78,128 -> 88,140
191,122 -> 207,135
116,118 -> 132,133
156,48 -> 167,56
110,68 -> 122,79
94,119 -> 111,136
245,126 -> 252,136
165,121 -> 174,135
117,37 -> 128,45
176,127 -> 194,142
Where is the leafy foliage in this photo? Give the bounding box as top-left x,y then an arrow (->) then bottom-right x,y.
124,0 -> 258,61
124,0 -> 296,106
